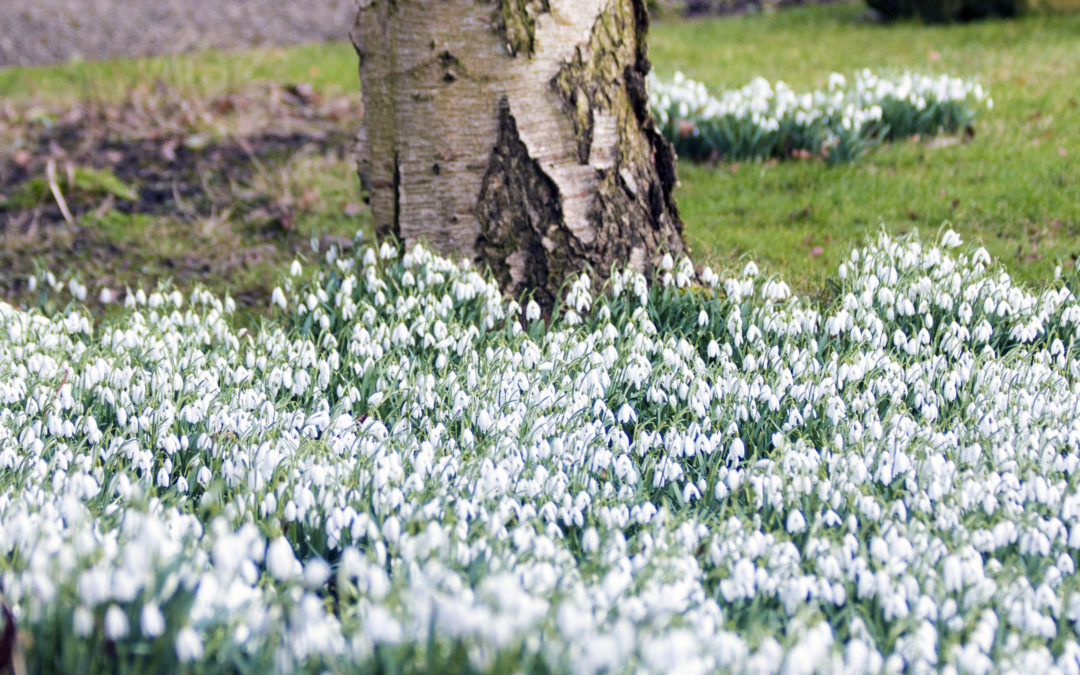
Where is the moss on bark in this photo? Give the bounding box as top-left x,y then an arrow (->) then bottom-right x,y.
497,0 -> 551,56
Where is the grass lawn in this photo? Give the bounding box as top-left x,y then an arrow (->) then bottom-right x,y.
1,2 -> 1078,306
650,3 -> 1080,290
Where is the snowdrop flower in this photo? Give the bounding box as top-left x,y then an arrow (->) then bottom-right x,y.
104,605 -> 129,640
141,604 -> 166,638
941,229 -> 963,248
526,300 -> 542,322
73,606 -> 94,637
303,558 -> 331,589
175,627 -> 204,662
786,509 -> 807,534
267,536 -> 301,581
582,528 -> 600,553
271,287 -> 287,311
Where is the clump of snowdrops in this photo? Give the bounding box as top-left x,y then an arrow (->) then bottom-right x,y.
650,69 -> 991,163
2,228 -> 1080,674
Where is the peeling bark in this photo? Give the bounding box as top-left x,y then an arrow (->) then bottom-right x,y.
352,0 -> 684,307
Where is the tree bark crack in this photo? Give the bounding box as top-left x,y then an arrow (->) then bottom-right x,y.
476,98 -> 564,309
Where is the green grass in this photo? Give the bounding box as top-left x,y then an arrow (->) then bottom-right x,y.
0,41 -> 360,103
650,3 -> 1080,289
6,166 -> 138,208
1,3 -> 1078,297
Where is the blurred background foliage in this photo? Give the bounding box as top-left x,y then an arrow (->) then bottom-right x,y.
648,0 -> 1080,19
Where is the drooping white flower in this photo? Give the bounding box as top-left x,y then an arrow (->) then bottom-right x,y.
526,300 -> 542,322
141,603 -> 166,638
73,606 -> 95,637
271,287 -> 287,311
175,627 -> 204,662
104,605 -> 129,640
267,536 -> 301,581
786,509 -> 807,534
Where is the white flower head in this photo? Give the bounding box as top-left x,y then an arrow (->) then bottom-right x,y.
175,627 -> 204,662
141,603 -> 166,638
104,605 -> 129,640
267,536 -> 301,581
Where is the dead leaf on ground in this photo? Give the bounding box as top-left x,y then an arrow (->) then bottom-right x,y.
926,136 -> 960,150
790,205 -> 812,221
160,139 -> 178,162
298,188 -> 319,211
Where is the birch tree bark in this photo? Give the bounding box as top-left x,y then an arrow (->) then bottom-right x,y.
352,0 -> 684,308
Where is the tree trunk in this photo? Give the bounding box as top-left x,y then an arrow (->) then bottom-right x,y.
352,0 -> 684,308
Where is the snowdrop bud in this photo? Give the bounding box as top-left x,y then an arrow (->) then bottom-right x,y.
290,260 -> 303,276
582,528 -> 600,553
141,604 -> 165,638
477,409 -> 493,433
943,555 -> 963,593
175,627 -> 204,662
74,606 -> 94,637
383,516 -> 401,544
698,309 -> 709,327
104,605 -> 129,640
99,287 -> 114,304
196,466 -> 213,487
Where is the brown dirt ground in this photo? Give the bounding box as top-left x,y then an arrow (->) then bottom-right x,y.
0,82 -> 365,313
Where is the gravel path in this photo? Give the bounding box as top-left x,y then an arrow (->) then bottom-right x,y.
0,0 -> 357,67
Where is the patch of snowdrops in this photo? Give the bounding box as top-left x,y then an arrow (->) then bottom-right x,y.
650,69 -> 991,163
4,228 -> 1080,674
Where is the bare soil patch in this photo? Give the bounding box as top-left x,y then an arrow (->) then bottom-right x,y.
0,82 -> 365,312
